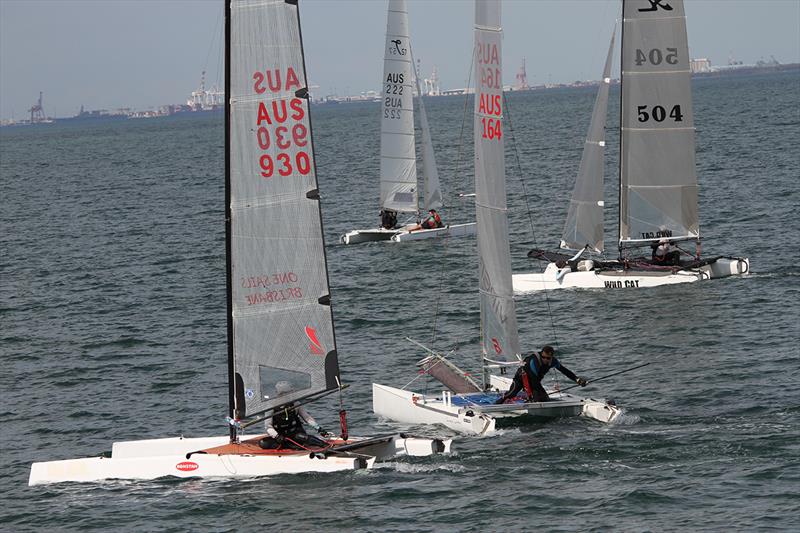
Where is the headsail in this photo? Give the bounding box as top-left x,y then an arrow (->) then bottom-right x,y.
380,0 -> 418,214
474,0 -> 520,367
410,48 -> 443,211
227,0 -> 339,421
619,0 -> 699,247
561,27 -> 616,254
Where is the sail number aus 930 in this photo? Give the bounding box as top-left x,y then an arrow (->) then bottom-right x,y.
637,104 -> 684,123
634,47 -> 678,66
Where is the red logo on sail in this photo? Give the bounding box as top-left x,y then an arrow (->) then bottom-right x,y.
176,461 -> 199,472
306,326 -> 324,355
491,338 -> 502,354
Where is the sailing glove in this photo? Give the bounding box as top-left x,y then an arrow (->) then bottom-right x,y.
577,378 -> 588,386
319,429 -> 330,438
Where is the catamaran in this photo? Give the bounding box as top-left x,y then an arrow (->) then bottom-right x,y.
29,0 -> 450,486
513,0 -> 749,293
373,0 -> 621,435
340,0 -> 475,244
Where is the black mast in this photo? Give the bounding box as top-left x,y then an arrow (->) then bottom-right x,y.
224,0 -> 236,443
617,1 -> 625,262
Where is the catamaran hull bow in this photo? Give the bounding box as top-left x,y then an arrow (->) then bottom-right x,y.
513,257 -> 749,293
28,433 -> 451,486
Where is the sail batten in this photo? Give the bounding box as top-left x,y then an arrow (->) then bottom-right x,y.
227,0 -> 339,419
619,0 -> 699,247
380,0 -> 418,214
561,27 -> 616,254
474,0 -> 520,365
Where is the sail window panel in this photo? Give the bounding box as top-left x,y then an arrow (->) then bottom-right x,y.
234,304 -> 335,416
623,184 -> 699,242
621,71 -> 694,130
622,19 -> 690,74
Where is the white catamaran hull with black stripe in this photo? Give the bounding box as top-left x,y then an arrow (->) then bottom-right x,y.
341,223 -> 476,244
513,256 -> 749,293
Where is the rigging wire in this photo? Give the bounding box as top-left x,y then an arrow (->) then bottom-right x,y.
427,44 -> 476,349
502,92 -> 560,349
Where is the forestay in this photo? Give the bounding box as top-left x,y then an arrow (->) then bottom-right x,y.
228,0 -> 339,420
474,0 -> 520,366
619,0 -> 699,246
561,28 -> 616,254
380,0 -> 418,213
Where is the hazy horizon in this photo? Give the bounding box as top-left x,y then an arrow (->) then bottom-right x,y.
1,0 -> 798,119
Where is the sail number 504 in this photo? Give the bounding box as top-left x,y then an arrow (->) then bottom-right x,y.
634,47 -> 678,66
637,104 -> 684,123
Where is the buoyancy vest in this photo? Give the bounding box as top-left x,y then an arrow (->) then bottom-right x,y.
272,404 -> 303,436
421,211 -> 442,229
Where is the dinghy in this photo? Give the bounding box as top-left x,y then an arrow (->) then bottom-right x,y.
373,1 -> 620,436
340,0 -> 475,244
513,0 -> 749,293
29,0 -> 449,486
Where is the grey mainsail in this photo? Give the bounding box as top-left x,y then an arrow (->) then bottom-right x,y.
561,28 -> 616,254
380,0 -> 418,214
474,0 -> 520,367
619,0 -> 699,247
228,0 -> 339,420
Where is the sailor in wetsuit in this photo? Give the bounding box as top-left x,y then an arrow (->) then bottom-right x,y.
380,209 -> 398,230
495,345 -> 587,404
258,381 -> 330,450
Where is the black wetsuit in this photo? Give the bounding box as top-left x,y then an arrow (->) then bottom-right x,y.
497,352 -> 579,403
258,403 -> 328,450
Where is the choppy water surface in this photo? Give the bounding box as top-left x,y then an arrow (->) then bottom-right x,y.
2,72 -> 799,531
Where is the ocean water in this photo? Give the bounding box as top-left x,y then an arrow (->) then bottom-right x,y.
2,71 -> 799,532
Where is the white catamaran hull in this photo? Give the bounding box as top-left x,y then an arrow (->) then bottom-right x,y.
513,257 -> 750,293
29,433 -> 451,486
373,381 -> 621,436
340,223 -> 476,244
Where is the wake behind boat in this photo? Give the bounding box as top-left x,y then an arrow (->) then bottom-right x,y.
29,0 -> 449,486
373,1 -> 620,436
513,1 -> 749,293
340,0 -> 475,245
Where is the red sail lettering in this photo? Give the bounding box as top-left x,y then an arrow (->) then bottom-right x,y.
290,98 -> 305,120
272,100 -> 288,123
256,102 -> 272,125
285,67 -> 301,91
253,71 -> 265,94
266,69 -> 282,92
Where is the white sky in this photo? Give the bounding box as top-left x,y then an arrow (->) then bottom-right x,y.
1,0 -> 798,119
